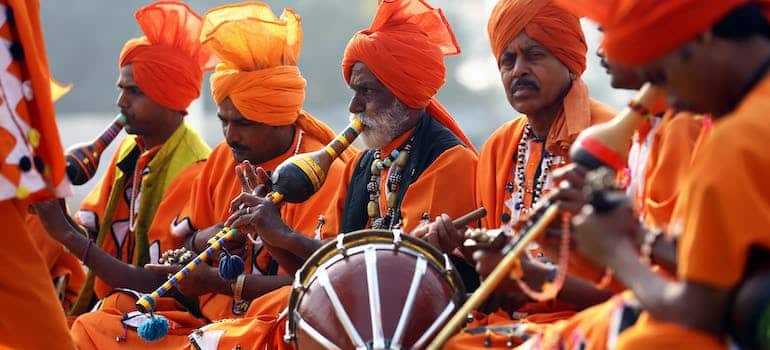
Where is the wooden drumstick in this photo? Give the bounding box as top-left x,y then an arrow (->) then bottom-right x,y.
451,207 -> 486,228
427,205 -> 560,350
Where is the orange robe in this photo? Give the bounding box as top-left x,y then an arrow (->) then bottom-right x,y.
176,128 -> 347,322
68,160 -> 210,350
189,116 -> 478,350
497,112 -> 709,350
28,215 -> 86,312
74,125 -> 209,302
445,100 -> 616,350
617,76 -> 770,350
0,1 -> 76,348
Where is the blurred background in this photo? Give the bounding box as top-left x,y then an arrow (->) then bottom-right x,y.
40,0 -> 634,205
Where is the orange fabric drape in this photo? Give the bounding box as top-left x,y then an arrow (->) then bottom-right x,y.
203,2 -> 341,151
176,133 -> 347,321
487,0 -> 586,74
677,75 -> 770,289
554,0 -> 745,65
119,1 -> 217,112
341,0 -> 475,152
487,0 -> 605,156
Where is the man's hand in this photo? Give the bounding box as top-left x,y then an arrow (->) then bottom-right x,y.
235,161 -> 271,198
145,263 -> 228,297
226,193 -> 291,247
29,198 -> 82,242
414,214 -> 466,256
571,200 -> 641,268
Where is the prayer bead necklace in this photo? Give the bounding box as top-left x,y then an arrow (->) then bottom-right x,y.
367,140 -> 413,229
128,160 -> 144,232
505,123 -> 562,223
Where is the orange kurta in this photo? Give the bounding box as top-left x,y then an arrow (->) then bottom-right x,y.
495,112 -> 710,350
616,76 -> 770,350
185,120 -> 478,350
68,157 -> 209,350
176,129 -> 347,322
323,129 -> 479,235
0,0 -> 75,348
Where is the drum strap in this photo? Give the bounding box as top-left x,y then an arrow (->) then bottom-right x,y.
341,112 -> 467,232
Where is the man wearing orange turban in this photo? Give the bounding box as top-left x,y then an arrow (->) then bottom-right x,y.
183,1 -> 479,349
30,1 -> 214,348
133,3 -> 355,333
545,1 -> 770,349
442,0 -> 625,348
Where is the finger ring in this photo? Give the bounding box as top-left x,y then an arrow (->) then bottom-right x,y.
246,207 -> 252,214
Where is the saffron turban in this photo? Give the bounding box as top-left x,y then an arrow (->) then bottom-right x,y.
554,0 -> 748,65
202,2 -> 336,143
341,0 -> 476,151
119,1 -> 217,113
488,0 -> 587,75
488,0 -> 597,154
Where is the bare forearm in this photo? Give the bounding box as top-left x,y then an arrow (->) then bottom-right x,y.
264,244 -> 304,275
241,274 -> 293,301
189,224 -> 224,253
60,230 -> 167,293
609,252 -> 729,334
557,274 -> 615,310
650,235 -> 677,274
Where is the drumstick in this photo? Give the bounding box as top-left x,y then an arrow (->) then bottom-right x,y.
427,205 -> 560,350
451,207 -> 486,228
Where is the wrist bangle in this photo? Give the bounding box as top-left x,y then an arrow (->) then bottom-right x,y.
640,228 -> 663,265
231,274 -> 249,315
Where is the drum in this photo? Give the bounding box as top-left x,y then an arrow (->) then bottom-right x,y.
285,229 -> 466,349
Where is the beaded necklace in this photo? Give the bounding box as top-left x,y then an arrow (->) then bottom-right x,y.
505,123 -> 563,224
367,139 -> 413,229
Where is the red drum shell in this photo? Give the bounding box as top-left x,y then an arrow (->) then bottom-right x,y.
287,229 -> 465,349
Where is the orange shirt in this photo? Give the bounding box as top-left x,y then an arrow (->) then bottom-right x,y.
175,128 -> 348,321
677,75 -> 770,289
321,118 -> 478,235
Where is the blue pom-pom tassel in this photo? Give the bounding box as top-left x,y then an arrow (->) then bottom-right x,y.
138,314 -> 169,342
218,251 -> 244,280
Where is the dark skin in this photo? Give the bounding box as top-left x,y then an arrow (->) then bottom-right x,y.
573,29 -> 770,335
117,64 -> 184,149
427,35 -> 614,309
185,97 -> 295,255
499,32 -> 572,138
223,62 -> 460,275
596,44 -> 645,90
29,64 -> 190,293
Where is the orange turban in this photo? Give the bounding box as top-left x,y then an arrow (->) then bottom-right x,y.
554,0 -> 747,65
202,2 -> 336,144
488,0 -> 587,75
341,0 -> 476,152
488,0 -> 600,154
119,1 -> 216,113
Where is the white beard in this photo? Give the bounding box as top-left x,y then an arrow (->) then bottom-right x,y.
350,99 -> 410,150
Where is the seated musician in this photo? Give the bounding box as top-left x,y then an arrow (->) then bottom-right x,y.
187,0 -> 479,348
31,2 -> 213,345
141,2 -> 355,325
552,0 -> 770,349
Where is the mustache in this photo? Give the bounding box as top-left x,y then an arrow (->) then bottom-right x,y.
228,142 -> 250,151
510,78 -> 539,93
600,57 -> 610,70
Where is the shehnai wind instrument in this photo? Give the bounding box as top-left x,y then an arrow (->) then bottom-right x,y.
64,113 -> 126,185
133,118 -> 364,341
